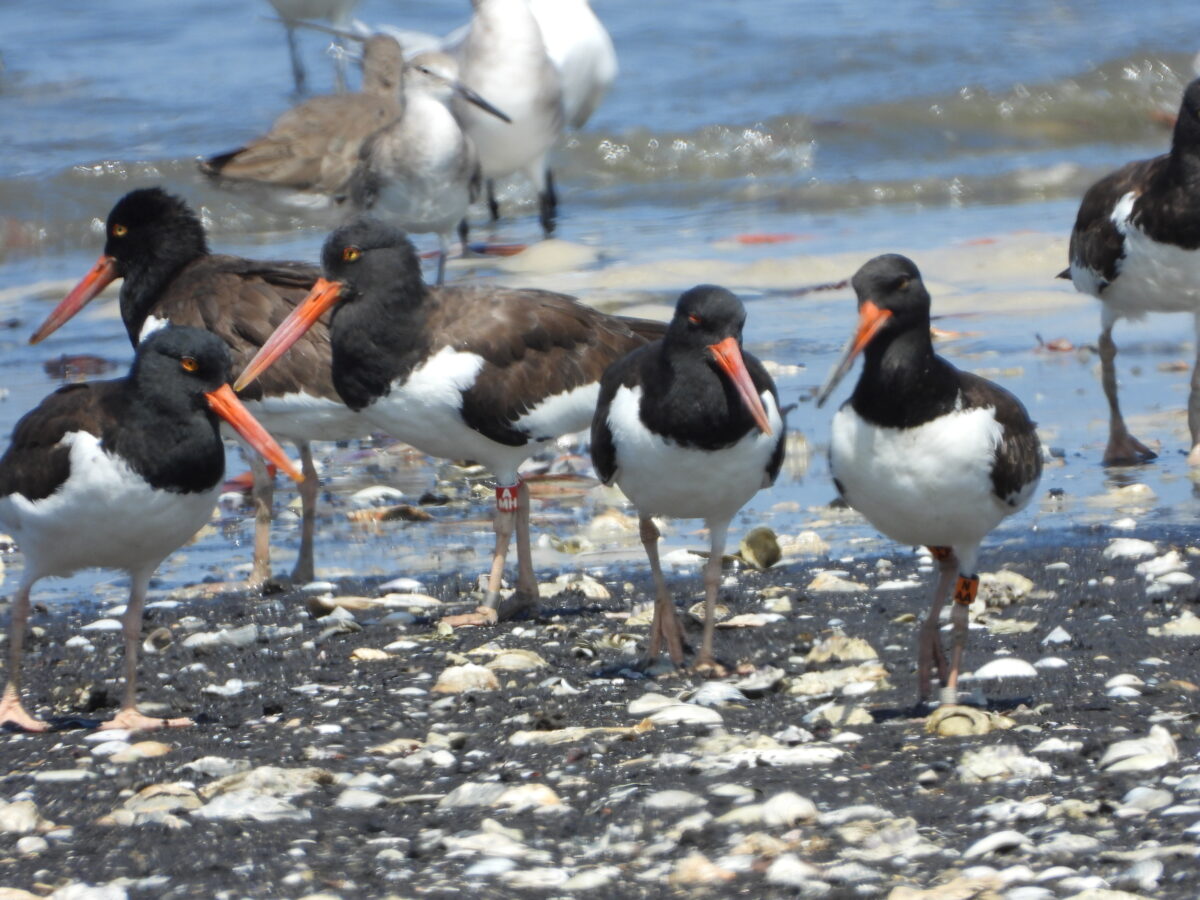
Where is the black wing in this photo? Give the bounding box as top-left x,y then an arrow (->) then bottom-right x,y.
1068,156 -> 1163,290
589,345 -> 653,485
0,382 -> 118,502
959,371 -> 1042,506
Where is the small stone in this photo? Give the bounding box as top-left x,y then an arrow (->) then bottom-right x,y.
806,634 -> 878,664
644,790 -> 707,812
432,663 -> 500,694
957,745 -> 1051,783
760,791 -> 817,826
968,658 -> 1039,680
963,829 -> 1034,859
1098,725 -> 1178,772
765,853 -> 823,886
1103,538 -> 1157,560
335,789 -> 387,810
15,835 -> 48,855
807,571 -> 867,592
0,799 -> 47,834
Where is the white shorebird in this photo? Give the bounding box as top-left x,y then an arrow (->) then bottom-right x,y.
1062,77 -> 1200,466
265,0 -> 360,94
527,0 -> 617,129
452,0 -> 564,236
344,50 -> 513,284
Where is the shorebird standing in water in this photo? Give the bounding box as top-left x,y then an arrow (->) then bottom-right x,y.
1062,77 -> 1200,466
817,255 -> 1042,706
344,50 -> 512,285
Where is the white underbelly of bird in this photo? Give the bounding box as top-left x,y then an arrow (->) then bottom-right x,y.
1098,193 -> 1200,319
0,432 -> 219,577
830,405 -> 1023,549
606,385 -> 782,519
241,392 -> 366,444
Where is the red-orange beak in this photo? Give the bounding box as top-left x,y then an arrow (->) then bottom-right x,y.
30,255 -> 120,345
233,277 -> 341,393
815,299 -> 893,408
709,336 -> 773,435
204,384 -> 303,484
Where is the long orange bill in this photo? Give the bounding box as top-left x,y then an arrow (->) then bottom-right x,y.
709,336 -> 773,435
30,255 -> 120,345
233,278 -> 342,393
205,384 -> 304,484
814,300 -> 893,408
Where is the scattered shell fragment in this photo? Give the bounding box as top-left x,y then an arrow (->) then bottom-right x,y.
926,705 -> 1014,737
807,571 -> 867,593
1098,725 -> 1178,773
737,526 -> 781,569
432,664 -> 500,694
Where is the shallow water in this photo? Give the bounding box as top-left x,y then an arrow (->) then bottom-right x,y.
1,0 -> 1199,604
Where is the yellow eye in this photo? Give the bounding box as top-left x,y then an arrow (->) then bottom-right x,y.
342,246 -> 361,262
180,357 -> 198,373
112,224 -> 128,237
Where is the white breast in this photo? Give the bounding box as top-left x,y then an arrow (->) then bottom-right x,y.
0,432 -> 219,580
605,385 -> 782,521
829,404 -> 1020,551
1101,190 -> 1200,319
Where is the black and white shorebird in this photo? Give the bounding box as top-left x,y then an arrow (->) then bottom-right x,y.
234,218 -> 665,624
0,327 -> 300,732
1062,77 -> 1200,466
591,286 -> 784,672
29,188 -> 366,588
816,255 -> 1042,705
344,49 -> 513,285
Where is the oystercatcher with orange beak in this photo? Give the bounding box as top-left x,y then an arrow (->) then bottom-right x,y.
591,285 -> 784,673
0,327 -> 301,732
816,255 -> 1042,705
29,188 -> 365,588
235,218 -> 664,624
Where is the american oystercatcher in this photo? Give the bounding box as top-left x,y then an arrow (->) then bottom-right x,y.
234,217 -> 665,623
1062,77 -> 1200,466
344,49 -> 513,285
29,188 -> 366,587
591,285 -> 784,672
0,327 -> 301,732
816,254 -> 1042,705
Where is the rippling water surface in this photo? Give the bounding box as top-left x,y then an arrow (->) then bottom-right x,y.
2,0 -> 1199,602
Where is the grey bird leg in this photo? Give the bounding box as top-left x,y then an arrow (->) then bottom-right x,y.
539,168 -> 557,236
918,547 -> 956,703
0,582 -> 47,732
247,450 -> 274,589
1099,321 -> 1156,465
285,24 -> 307,95
290,442 -> 318,585
640,516 -> 686,666
486,179 -> 500,222
1188,313 -> 1200,465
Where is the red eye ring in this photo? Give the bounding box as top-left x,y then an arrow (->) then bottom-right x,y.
688,314 -> 702,325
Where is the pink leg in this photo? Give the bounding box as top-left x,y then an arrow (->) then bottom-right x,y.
640,516 -> 686,666
939,575 -> 979,706
289,442 -> 318,585
693,520 -> 730,677
247,450 -> 274,588
100,571 -> 190,731
1099,324 -> 1156,465
0,582 -> 47,732
917,548 -> 956,703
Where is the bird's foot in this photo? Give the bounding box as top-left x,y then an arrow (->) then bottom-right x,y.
0,694 -> 48,733
100,708 -> 192,732
439,590 -> 538,629
692,656 -> 731,679
1103,432 -> 1157,466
